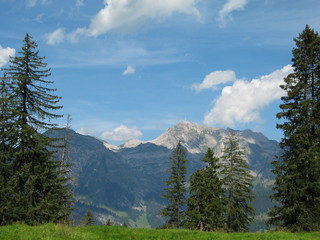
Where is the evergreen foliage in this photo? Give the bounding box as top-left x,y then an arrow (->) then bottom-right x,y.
0,34 -> 72,225
186,148 -> 225,231
221,133 -> 255,232
161,142 -> 187,228
0,74 -> 18,224
268,25 -> 320,231
84,209 -> 95,226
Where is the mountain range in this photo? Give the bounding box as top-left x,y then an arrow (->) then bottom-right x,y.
48,121 -> 280,231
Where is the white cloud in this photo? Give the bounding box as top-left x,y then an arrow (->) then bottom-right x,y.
73,0 -> 201,37
46,28 -> 65,45
123,65 -> 136,75
192,70 -> 237,92
204,65 -> 293,127
0,45 -> 15,67
76,127 -> 96,136
67,28 -> 86,43
218,0 -> 248,27
101,125 -> 142,141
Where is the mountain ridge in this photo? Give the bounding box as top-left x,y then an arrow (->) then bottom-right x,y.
48,122 -> 280,230
98,121 -> 275,155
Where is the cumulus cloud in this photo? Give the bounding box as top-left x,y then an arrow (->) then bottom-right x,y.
46,28 -> 65,45
123,65 -> 136,75
218,0 -> 248,27
0,45 -> 15,67
101,125 -> 142,141
204,65 -> 293,127
73,0 -> 201,37
192,70 -> 237,92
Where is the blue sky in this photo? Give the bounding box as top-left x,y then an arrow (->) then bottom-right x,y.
1,0 -> 319,145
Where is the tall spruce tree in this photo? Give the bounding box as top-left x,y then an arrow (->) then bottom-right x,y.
0,34 -> 72,225
221,132 -> 254,232
161,142 -> 187,228
268,25 -> 320,231
186,148 -> 225,231
0,74 -> 19,224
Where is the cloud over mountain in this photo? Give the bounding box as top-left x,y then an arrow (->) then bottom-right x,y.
204,65 -> 293,127
101,125 -> 142,141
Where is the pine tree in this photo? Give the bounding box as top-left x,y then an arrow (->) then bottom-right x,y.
84,209 -> 95,226
268,25 -> 320,231
186,148 -> 225,231
160,142 -> 187,228
0,34 -> 72,225
221,132 -> 255,232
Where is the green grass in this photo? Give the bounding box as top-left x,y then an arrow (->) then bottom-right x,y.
0,224 -> 320,240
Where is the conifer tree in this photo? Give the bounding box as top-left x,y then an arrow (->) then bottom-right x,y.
268,25 -> 320,231
0,74 -> 19,225
221,132 -> 254,232
186,148 -> 224,231
84,209 -> 95,226
0,34 -> 72,225
160,142 -> 187,228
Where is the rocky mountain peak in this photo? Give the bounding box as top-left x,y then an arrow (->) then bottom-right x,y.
150,121 -> 223,153
101,121 -> 277,156
120,139 -> 145,148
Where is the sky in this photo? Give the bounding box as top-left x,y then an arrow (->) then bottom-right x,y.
0,0 -> 319,145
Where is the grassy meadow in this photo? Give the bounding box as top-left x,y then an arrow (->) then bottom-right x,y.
0,224 -> 320,240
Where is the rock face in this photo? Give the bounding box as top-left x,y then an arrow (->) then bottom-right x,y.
106,121 -> 280,177
151,122 -> 222,154
48,121 -> 280,230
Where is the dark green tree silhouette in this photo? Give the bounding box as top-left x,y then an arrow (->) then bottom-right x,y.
84,209 -> 95,226
0,34 -> 72,225
0,74 -> 19,224
186,148 -> 225,231
160,142 -> 187,228
268,25 -> 320,231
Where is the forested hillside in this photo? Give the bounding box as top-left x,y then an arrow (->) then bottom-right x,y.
47,122 -> 279,231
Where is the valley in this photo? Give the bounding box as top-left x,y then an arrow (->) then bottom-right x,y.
49,121 -> 280,231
